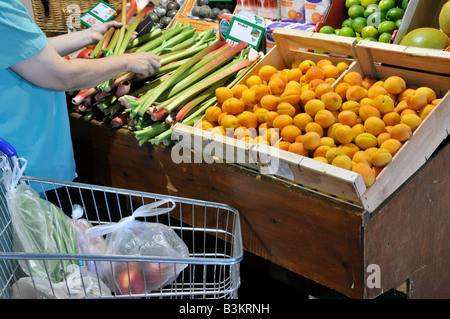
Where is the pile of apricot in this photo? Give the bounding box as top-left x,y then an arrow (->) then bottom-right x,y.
198,58 -> 441,187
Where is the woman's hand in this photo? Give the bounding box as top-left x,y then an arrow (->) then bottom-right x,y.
89,21 -> 138,45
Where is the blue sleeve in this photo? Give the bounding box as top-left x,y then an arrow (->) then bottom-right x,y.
0,0 -> 48,69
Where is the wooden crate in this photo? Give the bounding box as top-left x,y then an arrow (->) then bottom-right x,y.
173,28 -> 450,213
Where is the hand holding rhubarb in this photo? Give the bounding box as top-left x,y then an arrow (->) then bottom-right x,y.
125,52 -> 161,78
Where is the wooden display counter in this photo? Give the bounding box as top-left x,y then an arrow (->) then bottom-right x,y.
69,112 -> 449,299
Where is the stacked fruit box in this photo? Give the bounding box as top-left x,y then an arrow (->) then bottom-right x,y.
172,28 -> 449,213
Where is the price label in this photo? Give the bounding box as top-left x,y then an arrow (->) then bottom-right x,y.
80,1 -> 117,27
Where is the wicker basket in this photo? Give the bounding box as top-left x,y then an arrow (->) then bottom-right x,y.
31,0 -> 122,35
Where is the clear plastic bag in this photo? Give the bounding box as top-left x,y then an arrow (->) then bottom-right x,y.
12,264 -> 112,299
85,199 -> 189,295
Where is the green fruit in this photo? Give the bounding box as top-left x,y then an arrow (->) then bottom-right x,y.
378,20 -> 398,34
400,27 -> 450,50
379,32 -> 393,43
439,0 -> 450,37
348,4 -> 365,19
402,0 -> 408,10
386,7 -> 405,21
395,19 -> 403,28
367,11 -> 386,28
360,0 -> 378,8
353,17 -> 368,34
335,29 -> 342,36
340,27 -> 357,37
364,4 -> 380,18
361,25 -> 379,39
342,18 -> 354,29
320,26 -> 336,34
364,37 -> 378,41
379,0 -> 396,13
345,0 -> 361,8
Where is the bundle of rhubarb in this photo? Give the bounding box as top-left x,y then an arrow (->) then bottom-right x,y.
71,1 -> 261,146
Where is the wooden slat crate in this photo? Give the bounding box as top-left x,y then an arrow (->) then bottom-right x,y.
172,28 -> 450,213
31,0 -> 122,34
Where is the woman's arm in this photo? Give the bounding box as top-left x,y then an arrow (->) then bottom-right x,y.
10,41 -> 160,91
48,21 -> 122,56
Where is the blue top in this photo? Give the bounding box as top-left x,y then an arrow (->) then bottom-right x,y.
0,0 -> 76,183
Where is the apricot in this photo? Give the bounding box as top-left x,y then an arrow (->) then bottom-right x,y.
241,89 -> 258,107
335,82 -> 351,100
215,87 -> 234,104
321,136 -> 335,147
400,109 -> 417,116
274,102 -> 295,117
252,84 -> 271,101
336,62 -> 349,75
334,124 -> 354,144
304,99 -> 325,117
352,150 -> 372,167
308,78 -> 325,91
286,68 -> 302,82
211,125 -> 226,136
205,106 -> 222,123
231,84 -> 248,100
273,140 -> 290,151
352,162 -> 376,187
351,124 -> 365,141
326,123 -> 342,143
358,105 -> 379,121
313,145 -> 331,158
340,143 -> 360,159
288,142 -> 309,156
383,76 -> 406,95
302,131 -> 322,152
314,109 -> 335,129
372,94 -> 395,114
272,114 -> 294,131
419,104 -> 435,120
262,127 -> 280,145
305,66 -> 325,83
332,155 -> 353,170
264,111 -> 279,127
416,87 -> 436,103
400,113 -> 422,131
234,126 -> 253,139
405,90 -> 428,110
398,88 -> 415,102
293,113 -> 313,132
254,107 -> 269,123
237,111 -> 258,129
325,147 -> 346,164
432,99 -> 442,106
314,83 -> 333,99
380,139 -> 402,157
322,65 -> 340,79
337,110 -> 358,126
389,123 -> 412,142
355,132 -> 378,149
220,114 -> 239,129
281,124 -> 302,143
222,97 -> 245,115
217,111 -> 228,125
377,132 -> 391,146
270,72 -> 288,85
280,89 -> 302,105
300,89 -> 317,107
394,100 -> 409,114
346,85 -> 368,102
260,94 -> 280,111
268,77 -> 285,95
368,85 -> 388,99
364,116 -> 386,136
285,81 -> 303,93
314,156 -> 329,163
258,65 -> 279,83
340,100 -> 360,114
317,92 -> 340,112
305,122 -> 324,137
299,60 -> 316,74
370,147 -> 392,167
382,112 -> 401,126
246,75 -> 263,88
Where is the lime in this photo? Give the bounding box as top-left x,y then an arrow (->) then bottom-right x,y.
335,28 -> 341,36
345,0 -> 361,8
360,0 -> 378,8
386,7 -> 405,21
320,26 -> 336,34
361,25 -> 379,39
353,17 -> 367,34
364,4 -> 379,18
379,32 -> 392,42
340,26 -> 357,37
364,37 -> 378,41
367,11 -> 386,28
348,4 -> 365,19
395,18 -> 403,28
378,20 -> 398,34
341,18 -> 354,29
402,0 -> 408,10
379,0 -> 396,13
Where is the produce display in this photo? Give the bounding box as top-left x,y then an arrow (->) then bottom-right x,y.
198,58 -> 443,187
140,0 -> 185,30
319,0 -> 409,43
188,0 -> 235,21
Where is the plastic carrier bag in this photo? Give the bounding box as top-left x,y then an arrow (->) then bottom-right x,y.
12,264 -> 112,299
85,199 -> 189,295
0,157 -> 78,283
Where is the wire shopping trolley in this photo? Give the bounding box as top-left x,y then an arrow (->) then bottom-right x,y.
0,138 -> 243,299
